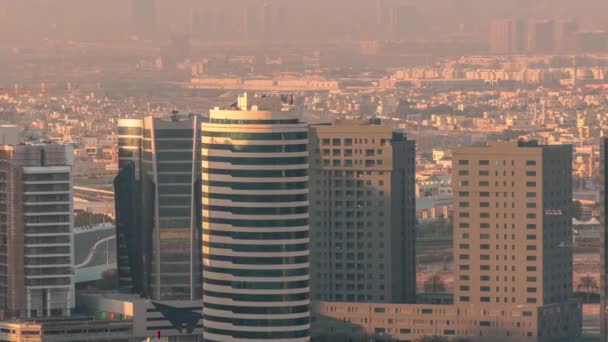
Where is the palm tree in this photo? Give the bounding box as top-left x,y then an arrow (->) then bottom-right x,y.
577,275 -> 598,303
424,273 -> 447,293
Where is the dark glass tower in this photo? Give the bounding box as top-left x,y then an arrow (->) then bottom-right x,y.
602,138 -> 608,341
115,115 -> 202,301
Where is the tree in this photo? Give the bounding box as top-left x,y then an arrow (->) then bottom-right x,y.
577,275 -> 598,303
571,200 -> 583,220
424,274 -> 447,293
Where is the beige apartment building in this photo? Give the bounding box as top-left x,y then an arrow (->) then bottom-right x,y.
201,93 -> 310,341
313,141 -> 581,341
452,141 -> 573,308
309,118 -> 416,303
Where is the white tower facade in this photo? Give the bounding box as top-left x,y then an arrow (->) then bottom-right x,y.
201,93 -> 310,341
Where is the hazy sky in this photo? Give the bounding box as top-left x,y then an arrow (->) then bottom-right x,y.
0,0 -> 607,44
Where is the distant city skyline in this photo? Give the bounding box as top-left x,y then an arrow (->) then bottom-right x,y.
0,0 -> 607,45
1,0 -> 608,340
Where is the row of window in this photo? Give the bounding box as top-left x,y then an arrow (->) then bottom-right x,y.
204,192 -> 307,203
203,314 -> 308,327
203,302 -> 308,314
24,184 -> 70,192
117,126 -> 143,136
315,170 -> 386,177
459,286 -> 536,293
459,170 -> 537,177
203,180 -> 307,190
203,229 -> 308,240
459,296 -> 538,304
154,140 -> 194,149
317,159 -> 384,167
458,223 -> 537,230
203,131 -> 307,140
202,265 -> 308,277
458,202 -> 537,208
23,173 -> 70,182
203,168 -> 307,178
204,156 -> 307,165
155,152 -> 194,161
459,235 -> 537,245
203,241 -> 308,253
203,327 -> 308,339
458,212 -> 538,219
459,265 -> 538,272
156,174 -> 194,183
203,253 -> 308,265
208,118 -> 300,125
318,148 -> 383,156
203,217 -> 308,227
458,159 -> 537,166
318,138 -> 390,146
154,129 -> 194,139
24,194 -> 70,202
458,191 -> 537,198
314,191 -> 386,199
203,143 -> 306,153
328,294 -> 385,301
458,275 -> 537,282
157,163 -> 194,173
457,178 -> 537,187
203,290 -> 308,302
24,204 -> 70,213
317,271 -> 385,280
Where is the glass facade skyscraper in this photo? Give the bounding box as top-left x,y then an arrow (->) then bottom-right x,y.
115,115 -> 202,301
201,93 -> 310,341
602,137 -> 608,341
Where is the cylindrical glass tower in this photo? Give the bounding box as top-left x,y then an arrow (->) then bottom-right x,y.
201,93 -> 310,341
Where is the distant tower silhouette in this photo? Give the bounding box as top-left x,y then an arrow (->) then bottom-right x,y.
132,0 -> 157,40
262,2 -> 272,36
572,56 -> 578,87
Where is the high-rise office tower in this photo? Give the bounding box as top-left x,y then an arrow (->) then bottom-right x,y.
309,118 -> 416,303
555,19 -> 579,53
453,141 -> 573,308
115,114 -> 202,301
0,143 -> 74,319
387,5 -> 418,38
314,142 -> 580,342
202,93 -> 310,341
527,19 -> 555,54
131,0 -> 156,40
241,6 -> 258,40
601,138 -> 608,341
489,18 -> 525,55
276,4 -> 289,39
115,119 -> 143,295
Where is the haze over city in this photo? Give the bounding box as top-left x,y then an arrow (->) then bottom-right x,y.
1,1 -> 608,342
